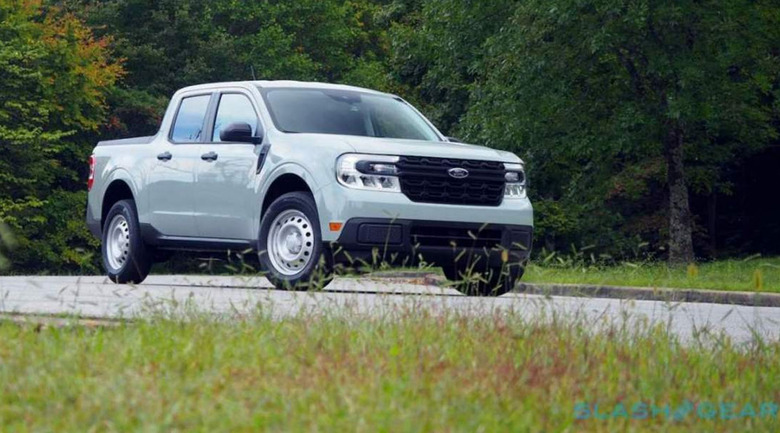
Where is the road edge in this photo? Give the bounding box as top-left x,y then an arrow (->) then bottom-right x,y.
392,273 -> 780,307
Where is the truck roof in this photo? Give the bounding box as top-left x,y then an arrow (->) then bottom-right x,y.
175,80 -> 388,97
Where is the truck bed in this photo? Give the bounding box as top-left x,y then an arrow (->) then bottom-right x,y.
97,135 -> 155,146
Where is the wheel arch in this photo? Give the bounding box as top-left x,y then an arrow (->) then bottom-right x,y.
261,172 -> 316,219
101,179 -> 135,228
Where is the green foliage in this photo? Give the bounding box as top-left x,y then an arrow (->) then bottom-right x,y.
0,0 -> 121,273
65,0 -> 395,137
0,222 -> 15,270
526,255 -> 780,293
391,0 -> 780,257
387,0 -> 516,133
8,190 -> 100,273
2,0 -> 779,273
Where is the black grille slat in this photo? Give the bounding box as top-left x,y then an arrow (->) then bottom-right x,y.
397,156 -> 505,206
410,226 -> 503,248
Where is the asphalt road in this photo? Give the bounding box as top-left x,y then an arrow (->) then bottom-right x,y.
1,275 -> 779,344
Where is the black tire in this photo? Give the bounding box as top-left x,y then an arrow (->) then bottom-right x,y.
258,192 -> 333,290
442,261 -> 523,296
102,199 -> 152,284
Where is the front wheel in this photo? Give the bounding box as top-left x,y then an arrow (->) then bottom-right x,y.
102,199 -> 152,284
258,192 -> 333,290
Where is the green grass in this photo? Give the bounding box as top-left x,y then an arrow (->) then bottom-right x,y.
524,257 -> 780,293
1,310 -> 778,431
350,254 -> 780,293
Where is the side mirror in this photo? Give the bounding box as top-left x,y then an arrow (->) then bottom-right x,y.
446,136 -> 463,143
220,122 -> 263,144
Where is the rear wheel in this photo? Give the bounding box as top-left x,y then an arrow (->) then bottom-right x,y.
258,192 -> 333,290
102,199 -> 152,284
442,261 -> 523,296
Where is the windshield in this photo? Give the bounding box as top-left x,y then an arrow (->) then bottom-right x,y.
259,87 -> 441,141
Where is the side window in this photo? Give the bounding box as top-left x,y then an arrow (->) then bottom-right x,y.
170,95 -> 210,142
212,94 -> 258,142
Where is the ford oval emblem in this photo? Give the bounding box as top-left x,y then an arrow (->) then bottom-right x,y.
448,167 -> 469,179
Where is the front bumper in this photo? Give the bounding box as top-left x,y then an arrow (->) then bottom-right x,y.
329,218 -> 532,268
314,182 -> 533,242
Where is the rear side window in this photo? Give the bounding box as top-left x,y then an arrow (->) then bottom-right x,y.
212,94 -> 258,142
170,95 -> 210,142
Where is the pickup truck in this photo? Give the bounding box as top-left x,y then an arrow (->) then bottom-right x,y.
86,81 -> 533,295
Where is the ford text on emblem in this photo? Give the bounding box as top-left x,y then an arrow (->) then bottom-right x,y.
448,167 -> 469,179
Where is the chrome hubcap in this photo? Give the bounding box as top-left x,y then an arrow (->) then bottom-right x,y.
267,209 -> 314,276
106,215 -> 130,271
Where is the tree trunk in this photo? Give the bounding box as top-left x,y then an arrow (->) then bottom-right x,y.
708,192 -> 717,258
664,125 -> 695,264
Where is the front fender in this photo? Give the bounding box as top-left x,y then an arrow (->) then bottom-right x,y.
253,162 -> 331,238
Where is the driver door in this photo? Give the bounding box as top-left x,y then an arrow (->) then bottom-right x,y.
194,91 -> 263,240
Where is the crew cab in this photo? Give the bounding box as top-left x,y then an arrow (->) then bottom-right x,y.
86,81 -> 533,295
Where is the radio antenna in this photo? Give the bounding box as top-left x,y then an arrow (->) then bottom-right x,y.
250,65 -> 257,81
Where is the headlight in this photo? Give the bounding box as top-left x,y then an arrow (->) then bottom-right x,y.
336,154 -> 401,192
504,162 -> 527,199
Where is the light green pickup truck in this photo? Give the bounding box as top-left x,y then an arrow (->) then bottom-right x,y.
86,81 -> 533,295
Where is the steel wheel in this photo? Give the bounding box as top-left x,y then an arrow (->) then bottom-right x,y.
258,192 -> 333,290
105,214 -> 130,271
101,199 -> 152,284
267,209 -> 314,276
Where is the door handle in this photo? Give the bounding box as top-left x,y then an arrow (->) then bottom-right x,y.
157,151 -> 172,161
201,151 -> 218,162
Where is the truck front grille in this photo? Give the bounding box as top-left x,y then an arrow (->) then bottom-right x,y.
396,156 -> 505,206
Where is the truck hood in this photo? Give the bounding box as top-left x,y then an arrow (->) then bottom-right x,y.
341,136 -> 522,163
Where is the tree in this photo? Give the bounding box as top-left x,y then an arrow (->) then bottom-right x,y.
64,0 -> 395,138
457,0 -> 780,263
386,0 -> 517,133
0,0 -> 122,272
